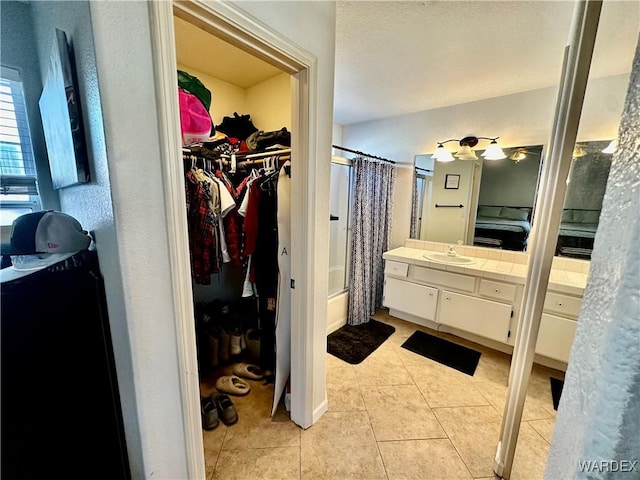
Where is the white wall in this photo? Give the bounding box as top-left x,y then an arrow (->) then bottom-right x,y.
245,72 -> 291,131
86,1 -> 336,477
342,74 -> 630,248
545,45 -> 639,479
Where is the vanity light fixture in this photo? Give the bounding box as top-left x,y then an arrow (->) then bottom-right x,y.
431,136 -> 506,162
572,145 -> 587,158
602,139 -> 617,154
509,148 -> 529,163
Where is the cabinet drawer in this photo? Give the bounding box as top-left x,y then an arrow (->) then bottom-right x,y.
479,279 -> 516,303
544,292 -> 582,318
383,276 -> 438,320
535,313 -> 577,363
384,260 -> 409,277
438,290 -> 512,343
412,266 -> 475,292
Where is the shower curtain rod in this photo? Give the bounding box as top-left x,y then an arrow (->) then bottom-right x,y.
332,145 -> 396,164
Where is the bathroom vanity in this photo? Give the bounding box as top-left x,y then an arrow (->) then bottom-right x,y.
383,242 -> 588,370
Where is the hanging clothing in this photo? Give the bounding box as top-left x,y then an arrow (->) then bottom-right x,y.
185,170 -> 220,284
347,156 -> 396,325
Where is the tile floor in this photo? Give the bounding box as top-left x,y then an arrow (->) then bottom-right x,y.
199,309 -> 563,479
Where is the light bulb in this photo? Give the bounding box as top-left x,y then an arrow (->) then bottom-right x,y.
482,140 -> 507,160
432,144 -> 455,162
455,145 -> 478,160
602,140 -> 617,154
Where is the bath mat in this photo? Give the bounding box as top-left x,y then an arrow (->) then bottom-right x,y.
401,330 -> 481,376
327,319 -> 395,365
550,377 -> 564,411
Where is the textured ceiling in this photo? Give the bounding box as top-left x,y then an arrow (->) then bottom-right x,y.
173,16 -> 282,88
334,0 -> 640,125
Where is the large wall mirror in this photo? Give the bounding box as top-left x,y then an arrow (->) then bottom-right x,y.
410,140 -> 614,259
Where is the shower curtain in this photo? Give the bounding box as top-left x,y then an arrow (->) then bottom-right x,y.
410,173 -> 419,239
347,156 -> 396,325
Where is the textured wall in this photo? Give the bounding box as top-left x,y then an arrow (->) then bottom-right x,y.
545,41 -> 640,479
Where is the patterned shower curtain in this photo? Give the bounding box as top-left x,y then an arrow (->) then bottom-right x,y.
409,172 -> 419,239
347,156 -> 396,325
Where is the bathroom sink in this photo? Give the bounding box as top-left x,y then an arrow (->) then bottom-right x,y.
423,252 -> 475,265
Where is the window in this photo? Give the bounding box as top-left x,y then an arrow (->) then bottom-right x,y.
0,66 -> 40,226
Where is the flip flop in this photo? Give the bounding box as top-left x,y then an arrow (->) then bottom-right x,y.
215,375 -> 251,396
232,363 -> 264,380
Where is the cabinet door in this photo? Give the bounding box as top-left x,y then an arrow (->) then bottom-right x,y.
438,290 -> 512,343
535,313 -> 577,363
383,276 -> 438,320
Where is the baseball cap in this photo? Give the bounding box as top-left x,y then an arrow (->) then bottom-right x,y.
1,211 -> 92,282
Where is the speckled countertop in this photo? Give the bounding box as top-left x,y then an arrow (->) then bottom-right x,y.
383,247 -> 588,296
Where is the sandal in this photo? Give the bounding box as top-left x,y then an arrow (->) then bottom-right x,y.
232,363 -> 264,380
215,375 -> 251,396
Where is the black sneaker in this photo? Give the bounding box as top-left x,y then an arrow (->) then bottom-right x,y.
214,393 -> 238,426
201,396 -> 219,430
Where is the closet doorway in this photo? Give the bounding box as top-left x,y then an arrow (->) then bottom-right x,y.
149,2 -> 322,478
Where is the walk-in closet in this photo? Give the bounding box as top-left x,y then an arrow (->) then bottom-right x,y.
172,13 -> 298,471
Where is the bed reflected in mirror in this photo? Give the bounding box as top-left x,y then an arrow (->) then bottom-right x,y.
472,145 -> 543,252
555,140 -> 613,259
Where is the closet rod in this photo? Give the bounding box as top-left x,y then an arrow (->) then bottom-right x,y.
221,148 -> 291,160
332,145 -> 396,164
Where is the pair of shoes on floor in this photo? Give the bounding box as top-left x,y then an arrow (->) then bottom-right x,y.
216,375 -> 251,396
232,362 -> 264,380
201,392 -> 239,428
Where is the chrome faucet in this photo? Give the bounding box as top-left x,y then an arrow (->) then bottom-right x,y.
447,244 -> 457,257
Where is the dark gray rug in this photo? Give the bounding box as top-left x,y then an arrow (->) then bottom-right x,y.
327,319 -> 395,365
401,330 -> 481,376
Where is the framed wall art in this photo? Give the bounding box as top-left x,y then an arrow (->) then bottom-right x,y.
445,174 -> 460,190
39,29 -> 90,189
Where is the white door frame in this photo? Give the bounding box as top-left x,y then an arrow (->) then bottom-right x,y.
148,1 -> 320,477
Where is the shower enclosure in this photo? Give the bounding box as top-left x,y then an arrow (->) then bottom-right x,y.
328,157 -> 353,297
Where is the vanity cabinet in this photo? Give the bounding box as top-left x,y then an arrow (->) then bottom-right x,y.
384,276 -> 438,320
535,291 -> 581,363
438,290 -> 512,343
383,260 -> 515,344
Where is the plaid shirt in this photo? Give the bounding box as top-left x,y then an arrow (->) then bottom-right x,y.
185,170 -> 220,284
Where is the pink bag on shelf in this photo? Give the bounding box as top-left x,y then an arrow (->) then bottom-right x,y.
179,88 -> 211,146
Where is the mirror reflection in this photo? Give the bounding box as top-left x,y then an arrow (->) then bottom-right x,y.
411,140 -> 614,259
555,140 -> 613,259
473,145 -> 543,251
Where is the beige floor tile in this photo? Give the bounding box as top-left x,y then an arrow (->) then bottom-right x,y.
433,405 -> 502,478
202,424 -> 227,455
408,364 -> 489,408
204,450 -> 218,480
220,381 -> 301,450
511,422 -> 551,480
378,439 -> 473,479
222,413 -> 300,450
360,384 -> 445,440
327,352 -> 353,370
470,350 -> 511,386
301,411 -> 386,480
527,418 -> 556,444
354,359 -> 414,386
474,382 -> 553,421
327,366 -> 366,412
213,447 -> 300,480
360,341 -> 406,366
